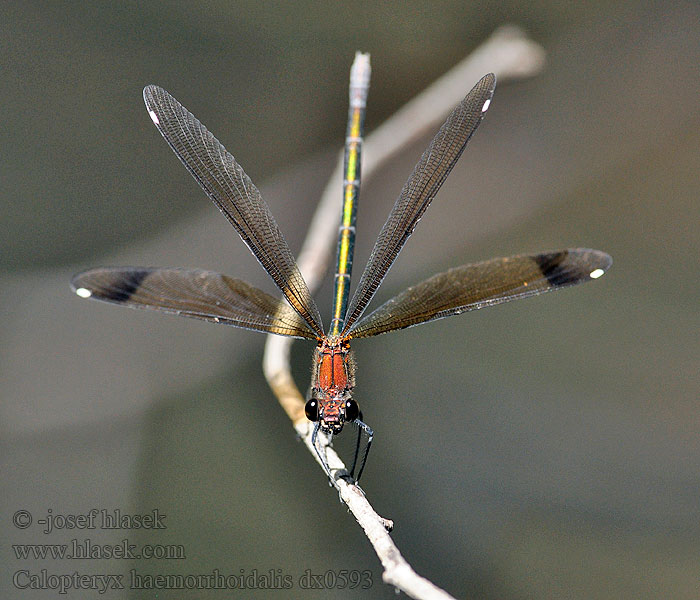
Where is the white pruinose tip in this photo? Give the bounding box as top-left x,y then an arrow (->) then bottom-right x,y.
148,109 -> 160,125
589,268 -> 605,279
349,52 -> 371,106
75,287 -> 92,298
481,98 -> 491,112
350,52 -> 371,84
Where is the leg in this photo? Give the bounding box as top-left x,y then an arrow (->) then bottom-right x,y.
353,417 -> 373,484
349,415 -> 363,478
311,422 -> 333,483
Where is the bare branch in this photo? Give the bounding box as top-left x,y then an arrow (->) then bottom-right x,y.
262,26 -> 545,600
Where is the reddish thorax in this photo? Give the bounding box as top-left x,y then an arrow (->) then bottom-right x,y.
311,337 -> 355,432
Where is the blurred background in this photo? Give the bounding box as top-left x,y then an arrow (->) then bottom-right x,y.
2,1 -> 699,598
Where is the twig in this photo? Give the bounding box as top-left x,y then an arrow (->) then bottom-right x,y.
262,25 -> 545,600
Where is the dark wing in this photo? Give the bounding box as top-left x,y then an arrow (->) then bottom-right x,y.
347,249 -> 611,339
340,73 -> 496,336
71,267 -> 318,340
143,85 -> 323,337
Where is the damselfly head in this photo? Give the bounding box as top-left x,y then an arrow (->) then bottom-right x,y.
319,396 -> 345,434
306,396 -> 359,434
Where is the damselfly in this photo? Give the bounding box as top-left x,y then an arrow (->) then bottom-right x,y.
72,56 -> 611,482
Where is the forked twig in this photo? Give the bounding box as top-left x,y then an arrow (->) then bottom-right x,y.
262,25 -> 545,600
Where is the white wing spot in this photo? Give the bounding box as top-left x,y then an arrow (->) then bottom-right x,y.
148,110 -> 160,125
481,98 -> 491,113
76,287 -> 92,298
589,268 -> 605,279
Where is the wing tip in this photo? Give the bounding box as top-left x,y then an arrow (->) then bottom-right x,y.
533,249 -> 612,287
477,72 -> 497,97
566,248 -> 613,281
70,270 -> 92,296
70,276 -> 93,299
142,84 -> 155,105
585,248 -> 612,279
570,247 -> 612,269
71,271 -> 101,300
469,73 -> 496,115
70,268 -> 152,303
142,84 -> 162,99
143,85 -> 165,124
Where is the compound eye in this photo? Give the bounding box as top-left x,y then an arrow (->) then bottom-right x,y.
344,399 -> 359,421
304,399 -> 319,422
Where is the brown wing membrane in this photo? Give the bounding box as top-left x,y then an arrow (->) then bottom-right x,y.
341,73 -> 496,336
143,85 -> 323,337
71,267 -> 318,340
347,249 -> 611,339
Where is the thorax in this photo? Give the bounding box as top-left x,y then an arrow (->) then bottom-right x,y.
311,338 -> 355,397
